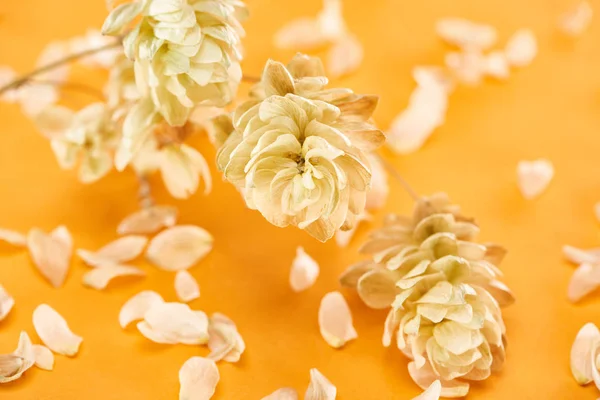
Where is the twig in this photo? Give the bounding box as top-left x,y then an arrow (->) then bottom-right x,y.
30,80 -> 105,100
0,39 -> 123,95
137,174 -> 154,209
376,153 -> 420,202
242,74 -> 260,83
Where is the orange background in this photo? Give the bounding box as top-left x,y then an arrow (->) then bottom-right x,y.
1,0 -> 600,399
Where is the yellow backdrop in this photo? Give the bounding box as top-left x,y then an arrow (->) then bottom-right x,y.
1,0 -> 599,398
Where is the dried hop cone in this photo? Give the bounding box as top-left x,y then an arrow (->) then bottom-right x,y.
216,54 -> 386,242
340,193 -> 515,397
102,0 -> 248,126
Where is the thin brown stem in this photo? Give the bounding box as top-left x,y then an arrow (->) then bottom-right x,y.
242,74 -> 260,83
137,174 -> 155,209
376,153 -> 420,202
0,39 -> 123,95
30,80 -> 105,100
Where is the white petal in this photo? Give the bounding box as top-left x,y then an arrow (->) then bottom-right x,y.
119,290 -> 165,328
82,264 -> 145,290
78,235 -> 148,267
261,387 -> 299,400
484,51 -> 510,80
445,50 -> 486,85
436,18 -> 497,50
274,18 -> 328,50
318,291 -> 357,348
27,227 -> 72,287
571,323 -> 600,385
289,246 -> 320,292
563,245 -> 600,265
559,1 -> 593,37
175,270 -> 201,302
32,304 -> 82,356
412,380 -> 442,400
505,29 -> 537,67
146,225 -> 213,271
0,331 -> 35,383
141,302 -> 209,345
327,34 -> 363,79
117,205 -> 178,235
19,84 -> 59,116
207,313 -> 245,363
0,228 -> 26,247
305,368 -> 337,400
517,159 -> 554,199
179,357 -> 219,400
568,263 -> 600,303
32,345 -> 54,371
0,285 -> 14,321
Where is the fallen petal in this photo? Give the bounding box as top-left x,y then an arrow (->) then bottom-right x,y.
516,159 -> 554,199
32,304 -> 82,356
274,18 -> 329,50
27,227 -> 72,287
0,331 -> 35,383
175,270 -> 201,302
289,246 -> 320,292
436,18 -> 497,50
571,323 -> 600,385
484,51 -> 510,80
568,263 -> 600,303
32,344 -> 54,371
0,228 -> 26,247
77,235 -> 148,267
141,302 -> 209,345
327,34 -> 363,78
207,313 -> 245,363
179,356 -> 219,400
505,29 -> 537,67
559,1 -> 593,37
261,387 -> 299,400
0,284 -> 14,321
146,225 -> 213,271
563,245 -> 600,265
82,264 -> 145,290
119,290 -> 164,328
305,368 -> 336,400
117,205 -> 178,235
412,380 -> 442,400
318,291 -> 357,348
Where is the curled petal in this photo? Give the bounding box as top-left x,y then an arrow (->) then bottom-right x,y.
33,304 -> 82,356
289,246 -> 320,292
117,205 -> 178,235
178,356 -> 219,400
0,331 -> 35,383
305,368 -> 336,400
569,263 -> 600,303
261,387 -> 298,400
146,225 -> 213,271
318,291 -> 357,349
140,302 -> 209,345
32,345 -> 54,371
82,264 -> 145,290
571,323 -> 600,385
207,313 -> 245,363
175,270 -> 201,302
119,290 -> 164,328
78,235 -> 148,267
517,159 -> 554,199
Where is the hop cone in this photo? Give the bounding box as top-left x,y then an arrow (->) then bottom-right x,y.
217,54 -> 385,242
341,193 -> 514,397
102,0 -> 247,126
